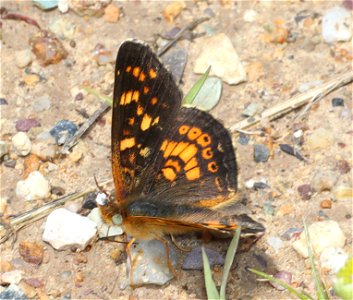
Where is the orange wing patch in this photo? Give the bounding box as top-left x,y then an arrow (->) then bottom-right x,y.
149,68 -> 157,79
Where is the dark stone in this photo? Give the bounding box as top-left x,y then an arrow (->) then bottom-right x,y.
74,93 -> 84,101
253,182 -> 269,190
4,160 -> 16,168
49,120 -> 78,145
16,119 -> 41,132
82,192 -> 99,210
332,97 -> 344,107
253,144 -> 270,162
0,284 -> 28,300
238,132 -> 250,145
0,98 -> 8,105
336,159 -> 351,174
51,186 -> 65,196
297,184 -> 313,200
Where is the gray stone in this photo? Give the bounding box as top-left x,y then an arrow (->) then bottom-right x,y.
253,144 -> 270,162
0,284 -> 28,300
311,169 -> 339,192
320,247 -> 348,274
33,95 -> 51,112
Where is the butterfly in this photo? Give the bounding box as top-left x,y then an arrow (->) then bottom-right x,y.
99,40 -> 265,281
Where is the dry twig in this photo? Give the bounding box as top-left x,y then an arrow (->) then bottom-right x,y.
230,70 -> 353,133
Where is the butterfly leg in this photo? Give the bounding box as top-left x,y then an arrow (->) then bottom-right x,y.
158,237 -> 178,277
126,237 -> 136,285
170,234 -> 192,252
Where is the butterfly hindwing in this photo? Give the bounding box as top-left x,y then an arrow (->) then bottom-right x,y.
112,41 -> 182,203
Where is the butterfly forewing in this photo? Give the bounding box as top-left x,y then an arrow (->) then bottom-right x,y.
112,41 -> 182,203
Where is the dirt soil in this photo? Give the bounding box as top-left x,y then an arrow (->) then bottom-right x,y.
1,1 -> 352,299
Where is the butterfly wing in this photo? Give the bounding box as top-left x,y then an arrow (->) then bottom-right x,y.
111,40 -> 182,204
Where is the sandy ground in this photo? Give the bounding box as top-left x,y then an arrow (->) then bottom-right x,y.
1,1 -> 352,299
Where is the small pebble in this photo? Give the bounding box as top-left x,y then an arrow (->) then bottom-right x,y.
1,270 -> 24,285
253,144 -> 270,162
23,154 -> 41,178
243,9 -> 258,22
49,18 -> 76,40
340,108 -> 351,119
12,132 -> 32,156
297,184 -> 313,200
320,247 -> 348,274
182,247 -> 224,270
321,199 -> 332,209
0,98 -> 8,105
311,169 -> 338,192
267,236 -> 283,252
51,186 -> 65,196
24,278 -> 45,288
292,220 -> 346,258
103,4 -> 120,23
42,208 -> 97,250
16,171 -> 51,201
58,0 -> 69,13
50,120 -> 78,145
0,284 -> 28,300
33,95 -> 51,112
33,0 -> 58,10
331,97 -> 345,107
24,74 -> 40,86
19,241 -> 44,265
31,141 -> 56,161
270,271 -> 292,291
4,160 -> 16,168
336,160 -> 351,174
254,181 -> 269,190
242,102 -> 259,117
279,144 -> 305,161
238,132 -> 250,145
30,30 -> 68,66
16,118 -> 41,132
15,49 -> 33,68
82,192 -> 98,209
306,128 -> 334,150
162,1 -> 185,22
292,129 -> 304,145
263,200 -> 275,215
322,6 -> 352,43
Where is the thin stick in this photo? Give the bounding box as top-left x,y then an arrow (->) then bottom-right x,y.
230,70 -> 353,133
60,103 -> 110,154
157,17 -> 210,57
0,189 -> 93,243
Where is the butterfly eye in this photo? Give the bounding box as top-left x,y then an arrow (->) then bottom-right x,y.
112,214 -> 123,225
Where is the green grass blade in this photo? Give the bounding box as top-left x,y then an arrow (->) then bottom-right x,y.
247,268 -> 314,300
183,66 -> 211,105
220,226 -> 241,300
334,257 -> 353,300
303,219 -> 330,300
83,86 -> 113,106
202,246 -> 220,300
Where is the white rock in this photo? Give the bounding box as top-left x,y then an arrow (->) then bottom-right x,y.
322,6 -> 352,43
292,220 -> 346,258
16,171 -> 51,201
15,49 -> 33,68
306,127 -> 335,150
87,208 -> 123,238
267,236 -> 283,252
311,169 -> 339,192
243,9 -> 258,22
0,270 -> 24,285
43,208 -> 97,251
193,33 -> 247,85
58,0 -> 69,13
12,132 -> 31,156
320,247 -> 348,274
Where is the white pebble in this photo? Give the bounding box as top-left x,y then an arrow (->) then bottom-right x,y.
43,208 -> 97,251
58,0 -> 69,13
88,208 -> 124,238
0,270 -> 24,285
193,33 -> 247,85
322,6 -> 352,43
320,247 -> 348,274
243,9 -> 258,22
267,236 -> 283,252
12,132 -> 31,156
16,171 -> 51,201
15,49 -> 33,68
292,220 -> 346,258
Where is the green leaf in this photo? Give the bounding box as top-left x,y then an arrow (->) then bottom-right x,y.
83,86 -> 112,106
334,257 -> 353,300
303,219 -> 330,300
220,226 -> 241,300
202,246 -> 220,300
183,66 -> 211,105
190,77 -> 222,111
247,268 -> 314,300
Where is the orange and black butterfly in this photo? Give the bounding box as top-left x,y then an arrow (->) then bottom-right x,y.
100,40 -> 264,276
